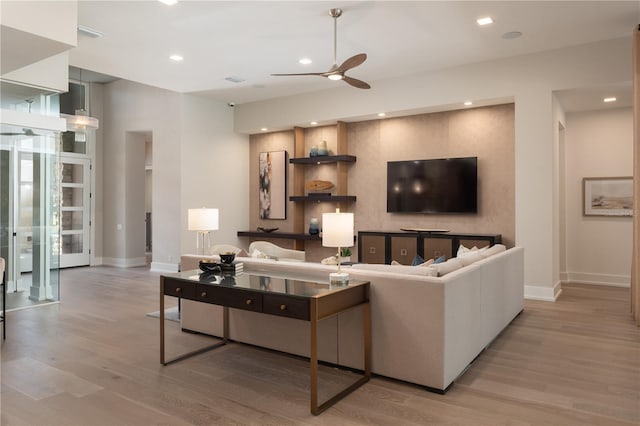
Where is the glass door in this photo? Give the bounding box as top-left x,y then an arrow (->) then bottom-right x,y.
60,156 -> 90,268
0,123 -> 61,309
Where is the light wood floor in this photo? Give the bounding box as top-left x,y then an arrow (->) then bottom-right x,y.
1,266 -> 639,425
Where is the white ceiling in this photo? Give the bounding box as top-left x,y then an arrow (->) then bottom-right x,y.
70,1 -> 639,109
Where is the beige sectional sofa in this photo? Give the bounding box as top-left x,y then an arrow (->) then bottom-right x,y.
179,245 -> 524,392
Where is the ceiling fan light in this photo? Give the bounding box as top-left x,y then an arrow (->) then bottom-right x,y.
328,74 -> 343,81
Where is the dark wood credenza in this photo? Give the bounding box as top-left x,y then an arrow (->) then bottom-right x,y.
358,231 -> 502,265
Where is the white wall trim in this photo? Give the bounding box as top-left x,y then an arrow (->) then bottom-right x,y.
90,257 -> 103,266
103,257 -> 147,268
150,261 -> 179,273
564,272 -> 630,288
525,281 -> 562,302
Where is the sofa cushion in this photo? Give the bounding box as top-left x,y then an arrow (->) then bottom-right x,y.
460,252 -> 484,267
480,244 -> 506,258
432,258 -> 464,276
351,263 -> 438,277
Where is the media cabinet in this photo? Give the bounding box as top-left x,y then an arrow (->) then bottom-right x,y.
358,231 -> 502,265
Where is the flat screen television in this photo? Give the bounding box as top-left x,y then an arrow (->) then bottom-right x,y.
387,157 -> 477,214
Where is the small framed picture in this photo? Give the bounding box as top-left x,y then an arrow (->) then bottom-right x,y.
259,150 -> 287,219
583,177 -> 633,217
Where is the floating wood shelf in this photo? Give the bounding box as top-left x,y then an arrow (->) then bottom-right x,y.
289,155 -> 356,164
237,231 -> 321,241
289,195 -> 356,202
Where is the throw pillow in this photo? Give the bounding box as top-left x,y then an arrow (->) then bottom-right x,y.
411,254 -> 426,266
418,258 -> 435,267
433,255 -> 446,264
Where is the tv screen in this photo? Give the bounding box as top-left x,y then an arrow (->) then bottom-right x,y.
387,157 -> 477,214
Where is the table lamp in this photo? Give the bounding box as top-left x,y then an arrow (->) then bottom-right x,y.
188,208 -> 219,255
322,209 -> 354,284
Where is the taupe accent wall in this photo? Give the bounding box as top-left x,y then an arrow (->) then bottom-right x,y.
249,104 -> 515,261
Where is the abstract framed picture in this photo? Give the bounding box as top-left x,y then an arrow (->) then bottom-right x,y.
583,177 -> 633,217
259,150 -> 287,219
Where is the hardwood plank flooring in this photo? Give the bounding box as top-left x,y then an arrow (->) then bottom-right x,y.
1,268 -> 639,425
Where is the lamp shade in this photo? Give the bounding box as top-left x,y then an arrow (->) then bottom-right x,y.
322,212 -> 354,248
60,112 -> 99,131
188,208 -> 219,231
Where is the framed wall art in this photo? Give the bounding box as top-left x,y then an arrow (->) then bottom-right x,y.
259,150 -> 287,219
583,177 -> 633,217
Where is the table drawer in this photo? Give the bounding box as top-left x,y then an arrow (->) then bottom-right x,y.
194,284 -> 262,313
225,289 -> 263,313
164,279 -> 196,299
263,294 -> 310,320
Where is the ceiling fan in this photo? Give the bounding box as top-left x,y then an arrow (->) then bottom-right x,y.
272,8 -> 371,89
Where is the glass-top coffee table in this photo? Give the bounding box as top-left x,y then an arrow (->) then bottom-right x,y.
160,269 -> 370,415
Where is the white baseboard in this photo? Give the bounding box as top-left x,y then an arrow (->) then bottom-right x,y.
525,281 -> 562,302
150,262 -> 179,273
91,257 -> 103,266
103,257 -> 148,268
564,272 -> 630,287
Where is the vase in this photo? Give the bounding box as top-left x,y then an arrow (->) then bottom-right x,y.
309,217 -> 319,235
317,140 -> 328,156
310,145 -> 318,157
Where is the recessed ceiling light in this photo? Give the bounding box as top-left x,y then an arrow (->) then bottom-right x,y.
328,74 -> 343,81
502,31 -> 522,39
310,121 -> 318,125
299,58 -> 312,65
261,128 -> 268,132
464,101 -> 473,106
603,97 -> 617,103
477,17 -> 494,26
169,54 -> 183,62
377,113 -> 386,117
158,0 -> 178,5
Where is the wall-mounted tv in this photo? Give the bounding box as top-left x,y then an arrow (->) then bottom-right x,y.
387,157 -> 478,214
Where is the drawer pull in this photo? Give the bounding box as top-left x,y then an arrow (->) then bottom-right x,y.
175,287 -> 181,293
245,299 -> 253,305
280,304 -> 287,311
201,292 -> 207,297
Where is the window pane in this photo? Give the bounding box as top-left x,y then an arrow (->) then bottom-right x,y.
62,234 -> 83,254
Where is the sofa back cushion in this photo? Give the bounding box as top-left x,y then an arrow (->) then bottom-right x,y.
432,257 -> 464,276
351,263 -> 438,277
480,244 -> 506,258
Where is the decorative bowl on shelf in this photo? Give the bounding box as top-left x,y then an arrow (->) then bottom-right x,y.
199,260 -> 221,273
257,226 -> 279,233
219,252 -> 236,264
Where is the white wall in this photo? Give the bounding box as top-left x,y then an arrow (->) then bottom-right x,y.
179,95 -> 250,258
102,79 -> 181,268
564,107 -> 633,287
235,36 -> 633,300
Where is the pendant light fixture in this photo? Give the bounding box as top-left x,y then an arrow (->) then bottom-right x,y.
61,68 -> 99,135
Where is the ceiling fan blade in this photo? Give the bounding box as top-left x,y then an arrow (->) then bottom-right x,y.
0,133 -> 24,136
271,72 -> 326,77
343,76 -> 371,89
336,53 -> 367,73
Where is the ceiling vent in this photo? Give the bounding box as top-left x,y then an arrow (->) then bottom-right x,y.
225,76 -> 245,84
77,25 -> 104,38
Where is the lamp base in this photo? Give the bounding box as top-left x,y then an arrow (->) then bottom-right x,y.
329,272 -> 349,285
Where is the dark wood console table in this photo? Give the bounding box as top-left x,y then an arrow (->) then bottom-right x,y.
160,270 -> 370,415
358,230 -> 502,265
